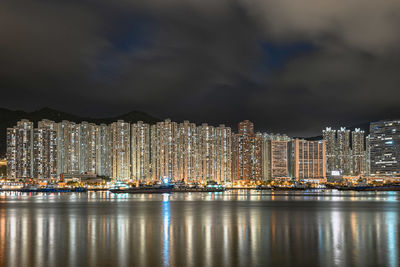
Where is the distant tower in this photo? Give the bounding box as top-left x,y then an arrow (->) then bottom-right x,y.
322,127 -> 336,176
96,124 -> 111,177
351,128 -> 364,176
33,120 -> 58,179
79,121 -> 97,175
111,120 -> 131,180
292,139 -> 326,182
215,125 -> 232,183
7,120 -> 34,179
131,121 -> 151,181
177,120 -> 199,183
337,127 -> 351,175
151,119 -> 179,181
369,120 -> 400,177
232,120 -> 262,181
198,123 -> 219,183
57,121 -> 80,175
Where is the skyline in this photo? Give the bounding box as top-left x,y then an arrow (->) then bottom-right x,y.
6,117 -> 381,182
2,0 -> 400,137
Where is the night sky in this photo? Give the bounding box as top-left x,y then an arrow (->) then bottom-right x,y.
1,0 -> 400,136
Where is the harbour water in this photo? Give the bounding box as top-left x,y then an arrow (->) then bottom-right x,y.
0,190 -> 399,267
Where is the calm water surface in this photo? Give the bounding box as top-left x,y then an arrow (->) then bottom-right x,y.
0,190 -> 399,267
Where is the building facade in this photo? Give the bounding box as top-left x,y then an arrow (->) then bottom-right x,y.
96,124 -> 111,177
33,120 -> 58,179
215,125 -> 232,183
322,127 -> 336,176
232,120 -> 262,181
370,120 -> 400,177
337,127 -> 351,175
111,120 -> 131,180
131,121 -> 151,181
7,120 -> 34,179
151,119 -> 179,181
292,139 -> 326,182
351,128 -> 364,176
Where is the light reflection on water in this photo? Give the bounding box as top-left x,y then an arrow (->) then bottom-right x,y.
0,190 -> 399,267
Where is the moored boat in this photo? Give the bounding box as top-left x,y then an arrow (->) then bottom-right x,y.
110,186 -> 174,194
109,180 -> 174,194
335,185 -> 400,191
19,185 -> 72,193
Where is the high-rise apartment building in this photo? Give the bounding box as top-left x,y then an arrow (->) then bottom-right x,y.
7,120 -> 34,179
337,127 -> 351,175
131,121 -> 151,181
351,128 -> 364,176
260,133 -> 271,181
215,125 -> 232,183
363,135 -> 371,175
176,121 -> 200,183
260,133 -> 292,180
96,124 -> 111,177
370,120 -> 400,177
323,127 -> 336,176
57,121 -> 80,175
232,120 -> 262,181
323,127 -> 359,176
79,122 -> 97,175
292,139 -> 326,181
270,140 -> 289,178
151,119 -> 179,181
198,123 -> 216,183
111,120 -> 131,180
33,120 -> 58,179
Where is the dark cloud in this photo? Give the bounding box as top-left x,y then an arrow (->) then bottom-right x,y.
1,0 -> 400,136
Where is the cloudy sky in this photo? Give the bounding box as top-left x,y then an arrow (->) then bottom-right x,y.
1,0 -> 400,136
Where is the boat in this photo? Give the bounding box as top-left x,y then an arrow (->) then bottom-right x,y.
255,185 -> 272,190
335,185 -> 400,191
20,184 -> 39,192
71,187 -> 87,192
109,184 -> 174,194
172,187 -> 225,192
109,180 -> 174,194
171,181 -> 226,192
20,184 -> 72,193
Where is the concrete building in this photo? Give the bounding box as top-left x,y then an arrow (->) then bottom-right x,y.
131,121 -> 151,181
337,127 -> 351,175
292,139 -> 326,182
351,128 -> 364,176
7,120 -> 34,179
151,119 -> 179,181
96,124 -> 111,177
260,133 -> 292,181
33,120 -> 58,179
270,140 -> 289,178
57,121 -> 80,176
215,125 -> 232,183
79,122 -> 97,175
370,120 -> 400,177
176,120 -> 200,183
232,120 -> 262,181
363,134 -> 371,175
198,123 -> 216,183
322,127 -> 336,176
111,120 -> 131,180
